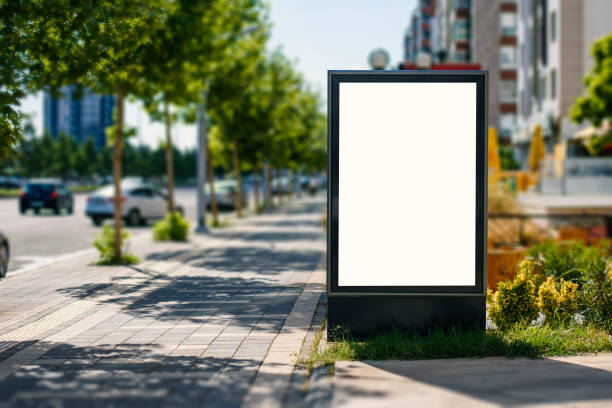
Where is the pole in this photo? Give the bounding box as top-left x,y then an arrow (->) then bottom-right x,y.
196,82 -> 210,233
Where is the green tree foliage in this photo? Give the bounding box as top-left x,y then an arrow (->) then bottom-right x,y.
570,33 -> 612,127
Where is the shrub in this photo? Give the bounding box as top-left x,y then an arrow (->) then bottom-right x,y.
93,225 -> 139,265
537,277 -> 578,327
527,240 -> 611,286
153,211 -> 190,241
488,260 -> 540,330
579,261 -> 612,328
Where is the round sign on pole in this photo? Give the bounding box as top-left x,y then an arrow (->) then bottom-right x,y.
368,48 -> 390,70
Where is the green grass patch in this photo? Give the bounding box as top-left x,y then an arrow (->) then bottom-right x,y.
305,325 -> 612,371
68,185 -> 99,193
207,214 -> 232,228
0,188 -> 20,198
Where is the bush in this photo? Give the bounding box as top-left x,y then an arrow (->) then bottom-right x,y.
93,225 -> 139,265
153,211 -> 190,241
488,260 -> 540,330
580,261 -> 612,328
537,277 -> 579,327
527,240 -> 611,286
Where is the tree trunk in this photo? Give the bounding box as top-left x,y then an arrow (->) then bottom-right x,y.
288,169 -> 294,200
113,87 -> 125,261
207,145 -> 218,224
253,161 -> 261,213
164,96 -> 175,213
264,162 -> 271,210
277,169 -> 284,205
232,138 -> 243,217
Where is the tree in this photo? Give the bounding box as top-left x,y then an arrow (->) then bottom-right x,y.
0,1 -> 116,156
80,0 -> 166,261
570,34 -> 612,127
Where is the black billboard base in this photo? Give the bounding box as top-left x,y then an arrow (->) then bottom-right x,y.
327,296 -> 486,341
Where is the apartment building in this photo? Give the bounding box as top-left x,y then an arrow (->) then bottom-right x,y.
404,0 -> 436,63
512,0 -> 612,167
471,0 -> 519,142
44,85 -> 115,149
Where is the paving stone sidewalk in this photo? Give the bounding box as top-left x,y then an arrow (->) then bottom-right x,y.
0,197 -> 326,407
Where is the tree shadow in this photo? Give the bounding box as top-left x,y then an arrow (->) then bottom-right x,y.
0,340 -> 291,407
334,357 -> 612,406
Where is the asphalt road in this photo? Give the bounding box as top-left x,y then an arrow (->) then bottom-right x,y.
0,187 -> 198,272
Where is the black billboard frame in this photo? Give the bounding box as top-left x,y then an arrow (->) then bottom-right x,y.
327,70 -> 488,338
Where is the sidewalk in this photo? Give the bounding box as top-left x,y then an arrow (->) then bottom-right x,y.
327,354 -> 612,407
0,197 -> 326,407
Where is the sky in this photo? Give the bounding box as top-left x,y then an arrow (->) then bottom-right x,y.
19,0 -> 416,150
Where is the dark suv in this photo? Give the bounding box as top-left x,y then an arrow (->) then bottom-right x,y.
19,179 -> 74,215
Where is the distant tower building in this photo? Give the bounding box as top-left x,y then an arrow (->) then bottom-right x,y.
43,85 -> 115,149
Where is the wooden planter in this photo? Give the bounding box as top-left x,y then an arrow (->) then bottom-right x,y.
557,227 -> 589,243
487,247 -> 526,290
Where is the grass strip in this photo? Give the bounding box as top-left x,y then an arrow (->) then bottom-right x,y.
306,325 -> 612,370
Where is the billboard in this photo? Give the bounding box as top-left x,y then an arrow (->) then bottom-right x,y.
327,71 -> 487,331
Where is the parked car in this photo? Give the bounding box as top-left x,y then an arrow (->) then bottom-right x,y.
206,180 -> 248,211
0,178 -> 22,189
19,179 -> 74,215
0,232 -> 8,278
85,181 -> 182,226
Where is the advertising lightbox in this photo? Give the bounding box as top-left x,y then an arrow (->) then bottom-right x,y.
327,71 -> 487,337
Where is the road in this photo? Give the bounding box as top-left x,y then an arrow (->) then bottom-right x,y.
0,187 -> 198,272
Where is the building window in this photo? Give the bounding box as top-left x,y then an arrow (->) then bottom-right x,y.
453,19 -> 470,41
500,12 -> 517,37
540,76 -> 547,101
550,11 -> 556,42
550,69 -> 557,99
500,80 -> 517,102
500,46 -> 516,67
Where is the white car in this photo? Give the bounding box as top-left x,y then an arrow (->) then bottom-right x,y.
86,182 -> 180,226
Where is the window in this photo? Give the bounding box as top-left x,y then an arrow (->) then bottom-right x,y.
500,80 -> 517,101
500,46 -> 516,67
550,11 -> 556,42
500,12 -> 517,37
540,77 -> 547,101
550,69 -> 557,99
454,19 -> 470,41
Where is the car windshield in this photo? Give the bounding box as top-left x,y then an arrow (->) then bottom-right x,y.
95,181 -> 148,196
26,184 -> 56,194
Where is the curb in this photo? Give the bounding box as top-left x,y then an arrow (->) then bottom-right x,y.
306,365 -> 333,408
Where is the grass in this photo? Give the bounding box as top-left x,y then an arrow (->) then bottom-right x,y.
0,188 -> 21,198
93,253 -> 140,266
305,324 -> 612,372
207,214 -> 232,228
0,185 -> 98,198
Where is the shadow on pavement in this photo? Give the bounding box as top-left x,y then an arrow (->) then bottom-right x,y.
335,358 -> 612,406
0,340 -> 289,407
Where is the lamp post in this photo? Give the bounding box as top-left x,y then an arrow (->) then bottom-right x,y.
195,80 -> 210,233
195,25 -> 262,234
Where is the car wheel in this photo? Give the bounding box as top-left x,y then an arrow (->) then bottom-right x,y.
0,244 -> 8,278
33,208 -> 40,215
19,206 -> 26,215
92,216 -> 103,226
68,205 -> 74,214
53,205 -> 61,215
127,209 -> 141,226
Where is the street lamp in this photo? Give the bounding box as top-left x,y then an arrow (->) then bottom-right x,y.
195,25 -> 262,233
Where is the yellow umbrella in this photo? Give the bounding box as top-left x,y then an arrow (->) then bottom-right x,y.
488,127 -> 501,173
528,124 -> 546,172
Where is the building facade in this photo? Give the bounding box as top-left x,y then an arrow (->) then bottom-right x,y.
43,85 -> 115,149
472,0 -> 519,142
404,0 -> 437,63
512,0 -> 612,167
411,0 -> 518,141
